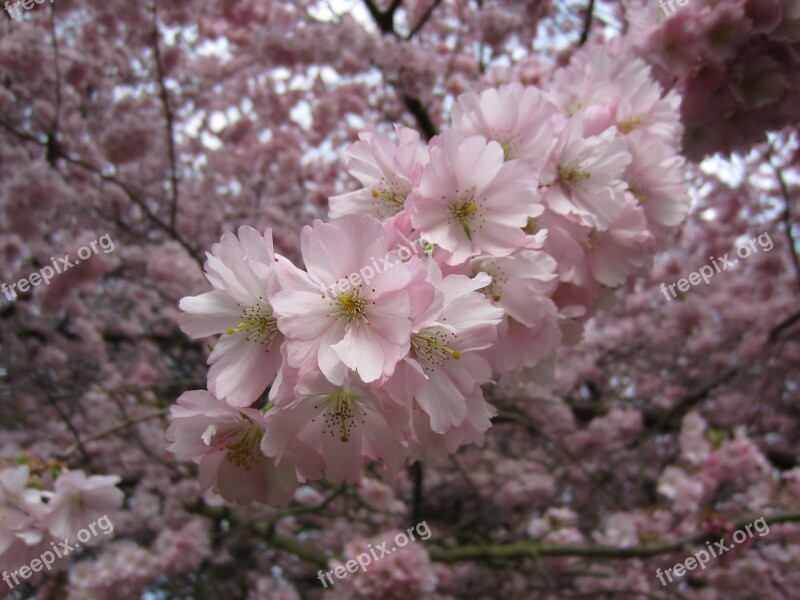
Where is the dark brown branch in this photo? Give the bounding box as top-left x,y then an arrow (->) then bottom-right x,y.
362,0 -> 399,35
578,0 -> 596,46
768,309 -> 800,343
402,94 -> 438,140
227,507 -> 800,570
654,366 -> 738,432
47,3 -> 62,144
270,534 -> 330,568
62,153 -> 203,268
768,155 -> 800,288
152,1 -> 181,229
360,0 -> 439,140
408,0 -> 443,38
45,393 -> 91,463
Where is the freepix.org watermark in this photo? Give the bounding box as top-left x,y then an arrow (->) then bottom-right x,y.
655,516 -> 769,586
319,238 -> 424,300
660,232 -> 773,302
658,0 -> 690,17
1,233 -> 115,303
4,0 -> 54,20
317,520 -> 432,588
3,514 -> 114,590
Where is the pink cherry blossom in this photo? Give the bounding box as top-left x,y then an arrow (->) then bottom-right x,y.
451,83 -> 562,175
329,125 -> 429,220
178,227 -> 283,407
261,372 -> 408,484
384,267 -> 503,433
271,214 -> 433,384
166,390 -> 317,506
541,113 -> 632,230
410,131 -> 542,265
42,471 -> 123,540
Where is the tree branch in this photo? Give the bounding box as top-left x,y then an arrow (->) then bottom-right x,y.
401,94 -> 438,140
270,534 -> 330,568
152,1 -> 181,229
47,2 -> 62,157
430,511 -> 800,563
768,308 -> 800,343
58,409 -> 168,459
63,153 -> 203,268
578,0 -> 596,47
361,0 -> 439,140
768,154 -> 800,289
408,0 -> 443,39
361,0 -> 399,35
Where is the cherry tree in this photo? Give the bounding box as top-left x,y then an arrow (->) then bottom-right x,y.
1,0 -> 799,598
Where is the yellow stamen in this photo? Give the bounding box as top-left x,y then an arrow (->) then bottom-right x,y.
411,329 -> 461,372
225,301 -> 279,348
558,165 -> 592,189
336,292 -> 367,322
224,420 -> 264,470
450,190 -> 479,240
618,116 -> 643,134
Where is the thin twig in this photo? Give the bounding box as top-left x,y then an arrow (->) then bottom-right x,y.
767,154 -> 800,288
58,409 -> 168,459
408,0 -> 443,38
48,3 -> 62,137
0,117 -> 203,268
266,483 -> 347,535
152,0 -> 181,229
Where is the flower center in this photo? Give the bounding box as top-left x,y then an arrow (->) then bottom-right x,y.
411,328 -> 461,373
335,291 -> 368,322
558,164 -> 591,190
449,189 -> 480,240
629,185 -> 647,205
222,421 -> 264,470
618,116 -> 642,134
320,391 -> 363,442
226,300 -> 279,348
583,227 -> 599,250
473,265 -> 507,302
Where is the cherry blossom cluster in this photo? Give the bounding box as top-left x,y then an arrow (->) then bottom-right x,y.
625,0 -> 800,158
170,45 -> 690,507
0,464 -> 123,576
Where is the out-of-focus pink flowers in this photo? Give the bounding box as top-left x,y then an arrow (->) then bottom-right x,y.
0,465 -> 123,574
42,471 -> 123,540
335,530 -> 438,599
626,0 -> 800,159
